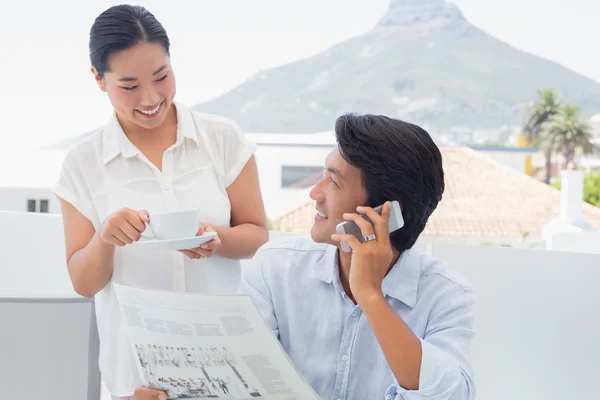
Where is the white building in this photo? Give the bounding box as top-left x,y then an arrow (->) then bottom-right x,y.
0,149 -> 66,214
0,132 -> 336,220
589,114 -> 600,139
2,131 -> 599,244
467,145 -> 537,174
247,131 -> 336,219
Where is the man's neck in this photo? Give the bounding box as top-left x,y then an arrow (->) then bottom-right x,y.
337,246 -> 401,304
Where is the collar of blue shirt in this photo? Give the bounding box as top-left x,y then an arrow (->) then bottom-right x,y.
308,245 -> 420,308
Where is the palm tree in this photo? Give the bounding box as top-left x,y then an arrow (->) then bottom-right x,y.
523,89 -> 561,183
545,105 -> 596,166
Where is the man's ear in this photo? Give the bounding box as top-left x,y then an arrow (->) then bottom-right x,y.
91,67 -> 106,92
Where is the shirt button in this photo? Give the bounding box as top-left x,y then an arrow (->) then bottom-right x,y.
341,354 -> 348,362
386,395 -> 391,400
351,311 -> 357,316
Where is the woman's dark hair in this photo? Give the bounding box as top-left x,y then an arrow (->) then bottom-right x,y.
89,5 -> 170,77
335,113 -> 445,252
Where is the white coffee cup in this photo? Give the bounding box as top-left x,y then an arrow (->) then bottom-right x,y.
141,209 -> 201,240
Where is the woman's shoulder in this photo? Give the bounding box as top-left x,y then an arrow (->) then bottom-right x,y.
187,106 -> 243,135
61,127 -> 105,166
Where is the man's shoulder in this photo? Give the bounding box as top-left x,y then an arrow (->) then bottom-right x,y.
413,249 -> 474,294
253,235 -> 329,270
245,235 -> 331,289
258,234 -> 329,255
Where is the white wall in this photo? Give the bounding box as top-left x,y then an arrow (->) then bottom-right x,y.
546,231 -> 600,254
433,244 -> 600,400
0,211 -> 99,400
419,234 -> 544,249
0,211 -> 74,297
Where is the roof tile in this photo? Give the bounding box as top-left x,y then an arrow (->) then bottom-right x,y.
274,147 -> 600,237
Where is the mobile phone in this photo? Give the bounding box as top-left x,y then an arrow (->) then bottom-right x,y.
335,200 -> 404,253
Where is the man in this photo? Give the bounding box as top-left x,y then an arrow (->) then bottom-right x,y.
135,114 -> 475,400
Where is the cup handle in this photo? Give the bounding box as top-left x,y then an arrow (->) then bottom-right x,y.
140,222 -> 155,240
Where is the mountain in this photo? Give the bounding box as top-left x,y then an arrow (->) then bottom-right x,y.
193,0 -> 600,134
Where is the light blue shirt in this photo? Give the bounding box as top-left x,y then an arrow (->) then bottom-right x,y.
240,236 -> 476,400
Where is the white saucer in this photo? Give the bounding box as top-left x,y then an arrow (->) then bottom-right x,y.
132,232 -> 218,251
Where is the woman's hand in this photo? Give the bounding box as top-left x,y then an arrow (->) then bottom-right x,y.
179,224 -> 222,259
134,386 -> 167,400
100,208 -> 149,247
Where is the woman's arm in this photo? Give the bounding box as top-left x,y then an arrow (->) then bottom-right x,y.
59,199 -> 149,297
58,198 -> 115,298
212,155 -> 269,259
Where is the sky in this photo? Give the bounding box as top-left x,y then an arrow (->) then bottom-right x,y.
0,0 -> 598,153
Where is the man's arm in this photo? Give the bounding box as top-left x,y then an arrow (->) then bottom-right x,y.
333,204 -> 475,400
360,287 -> 476,400
239,248 -> 279,337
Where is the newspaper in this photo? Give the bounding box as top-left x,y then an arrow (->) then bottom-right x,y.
113,283 -> 320,400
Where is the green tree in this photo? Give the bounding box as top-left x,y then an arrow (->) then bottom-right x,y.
523,89 -> 561,184
544,105 -> 596,166
553,170 -> 600,208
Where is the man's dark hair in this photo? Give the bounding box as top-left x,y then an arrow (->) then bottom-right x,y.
335,113 -> 444,252
89,5 -> 170,77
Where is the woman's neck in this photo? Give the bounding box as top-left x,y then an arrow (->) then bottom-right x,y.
118,104 -> 178,147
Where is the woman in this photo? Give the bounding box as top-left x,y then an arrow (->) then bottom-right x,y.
53,5 -> 269,400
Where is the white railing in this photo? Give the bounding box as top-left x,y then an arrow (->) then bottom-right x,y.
1,211 -> 600,400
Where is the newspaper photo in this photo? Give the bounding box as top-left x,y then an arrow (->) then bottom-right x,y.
113,283 -> 320,400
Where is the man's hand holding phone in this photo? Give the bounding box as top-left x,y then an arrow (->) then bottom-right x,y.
331,201 -> 396,303
334,200 -> 404,253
